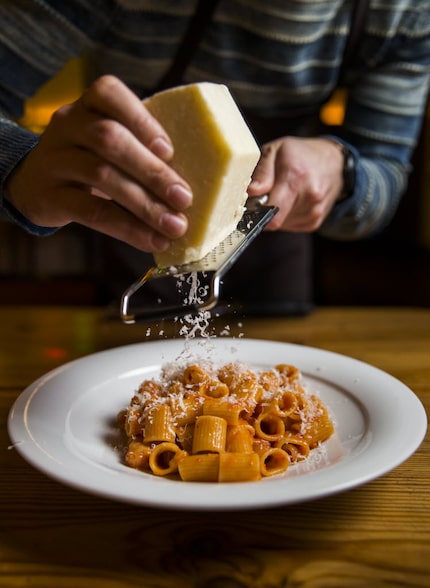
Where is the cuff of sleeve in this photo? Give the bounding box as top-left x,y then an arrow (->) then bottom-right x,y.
0,119 -> 60,236
1,197 -> 59,237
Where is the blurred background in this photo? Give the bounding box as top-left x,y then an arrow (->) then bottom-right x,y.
1,57 -> 429,308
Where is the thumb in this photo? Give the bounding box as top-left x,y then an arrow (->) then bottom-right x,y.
248,142 -> 277,195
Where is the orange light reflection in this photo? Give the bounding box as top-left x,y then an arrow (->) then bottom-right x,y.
43,347 -> 69,361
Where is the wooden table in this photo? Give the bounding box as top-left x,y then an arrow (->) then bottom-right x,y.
1,305 -> 429,587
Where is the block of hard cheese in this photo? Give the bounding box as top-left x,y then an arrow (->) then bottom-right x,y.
144,82 -> 260,266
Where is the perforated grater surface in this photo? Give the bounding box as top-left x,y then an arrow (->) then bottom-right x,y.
120,196 -> 278,323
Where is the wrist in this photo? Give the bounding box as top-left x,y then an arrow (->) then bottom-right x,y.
324,139 -> 356,200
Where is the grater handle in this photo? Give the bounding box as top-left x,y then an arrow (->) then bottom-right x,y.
120,268 -> 222,324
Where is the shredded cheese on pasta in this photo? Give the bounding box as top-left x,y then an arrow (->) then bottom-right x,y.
118,361 -> 334,482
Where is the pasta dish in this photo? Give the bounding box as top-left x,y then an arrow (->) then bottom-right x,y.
117,360 -> 334,482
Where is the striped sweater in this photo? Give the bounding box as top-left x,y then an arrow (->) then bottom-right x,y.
0,0 -> 429,239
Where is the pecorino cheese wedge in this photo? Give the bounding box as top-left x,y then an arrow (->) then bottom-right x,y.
144,82 -> 260,267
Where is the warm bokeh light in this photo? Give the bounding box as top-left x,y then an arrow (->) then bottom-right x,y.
19,57 -> 84,133
320,89 -> 346,126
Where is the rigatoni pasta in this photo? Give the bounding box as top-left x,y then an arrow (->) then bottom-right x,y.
117,360 -> 334,482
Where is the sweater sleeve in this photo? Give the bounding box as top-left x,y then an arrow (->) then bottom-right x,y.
320,149 -> 411,241
319,4 -> 430,240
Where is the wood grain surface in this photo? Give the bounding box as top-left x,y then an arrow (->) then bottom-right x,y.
1,306 -> 429,587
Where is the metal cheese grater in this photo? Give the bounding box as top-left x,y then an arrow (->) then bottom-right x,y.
120,196 -> 278,323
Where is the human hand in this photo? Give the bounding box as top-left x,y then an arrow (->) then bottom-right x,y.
247,136 -> 345,232
4,75 -> 192,252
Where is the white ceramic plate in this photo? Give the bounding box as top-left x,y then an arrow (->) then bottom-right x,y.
8,338 -> 427,510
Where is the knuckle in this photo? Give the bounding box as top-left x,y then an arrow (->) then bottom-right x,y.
148,202 -> 166,229
138,104 -> 155,128
91,161 -> 112,186
143,157 -> 171,192
50,104 -> 70,122
308,186 -> 325,205
92,119 -> 124,154
87,75 -> 119,103
129,189 -> 164,228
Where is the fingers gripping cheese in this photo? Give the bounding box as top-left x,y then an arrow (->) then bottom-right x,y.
144,83 -> 260,266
